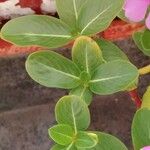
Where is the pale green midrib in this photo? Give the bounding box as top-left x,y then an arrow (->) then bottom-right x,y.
80,86 -> 86,98
3,33 -> 72,38
32,60 -> 80,80
85,47 -> 89,74
73,0 -> 78,20
71,106 -> 77,135
50,131 -> 73,140
90,74 -> 133,83
81,5 -> 111,34
66,142 -> 74,150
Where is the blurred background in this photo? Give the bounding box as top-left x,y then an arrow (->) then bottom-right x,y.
0,0 -> 150,150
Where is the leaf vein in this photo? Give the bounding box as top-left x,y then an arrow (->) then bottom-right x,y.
81,6 -> 111,34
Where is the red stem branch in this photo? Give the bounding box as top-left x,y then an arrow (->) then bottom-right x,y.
128,89 -> 142,109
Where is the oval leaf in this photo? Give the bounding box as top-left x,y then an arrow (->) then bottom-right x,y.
56,0 -> 88,30
90,60 -> 139,95
70,85 -> 93,105
1,15 -> 73,48
51,144 -> 77,150
141,86 -> 150,109
132,108 -> 150,150
96,39 -> 138,91
75,132 -> 98,149
51,145 -> 67,150
55,95 -> 90,132
93,132 -> 128,150
51,132 -> 127,150
96,39 -> 128,62
72,36 -> 104,75
26,51 -> 80,89
48,124 -> 74,146
142,30 -> 150,52
78,0 -> 124,35
133,31 -> 150,57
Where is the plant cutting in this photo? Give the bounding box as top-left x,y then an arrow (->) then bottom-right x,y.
0,0 -> 150,149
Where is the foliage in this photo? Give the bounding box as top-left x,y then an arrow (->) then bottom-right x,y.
0,0 -> 150,149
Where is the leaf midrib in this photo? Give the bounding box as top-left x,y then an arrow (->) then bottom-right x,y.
73,0 -> 78,20
85,45 -> 89,73
33,59 -> 80,80
51,130 -> 73,140
71,105 -> 78,135
4,33 -> 72,38
90,74 -> 134,83
81,5 -> 111,34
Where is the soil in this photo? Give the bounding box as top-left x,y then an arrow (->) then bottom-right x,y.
0,38 -> 149,150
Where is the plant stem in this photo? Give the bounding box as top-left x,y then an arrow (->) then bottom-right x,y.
139,65 -> 150,75
128,89 -> 142,109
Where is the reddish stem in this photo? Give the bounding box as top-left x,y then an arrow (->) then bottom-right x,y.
128,89 -> 142,109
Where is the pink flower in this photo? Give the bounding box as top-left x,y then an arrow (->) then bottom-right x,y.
141,146 -> 150,150
124,0 -> 150,29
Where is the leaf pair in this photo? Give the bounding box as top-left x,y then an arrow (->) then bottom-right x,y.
26,36 -> 139,105
51,132 -> 128,150
1,0 -> 124,48
49,95 -> 98,149
132,86 -> 150,150
49,95 -> 128,150
133,30 -> 150,57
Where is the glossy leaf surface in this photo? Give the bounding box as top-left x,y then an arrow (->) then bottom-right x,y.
96,39 -> 128,62
55,95 -> 90,132
75,132 -> 98,149
26,51 -> 80,89
78,0 -> 124,35
90,60 -> 139,95
1,15 -> 73,48
142,30 -> 150,52
72,36 -> 104,75
133,31 -> 150,57
48,124 -> 74,146
132,108 -> 150,150
92,132 -> 128,150
56,0 -> 87,30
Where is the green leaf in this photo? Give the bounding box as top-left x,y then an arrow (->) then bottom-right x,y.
142,30 -> 150,52
55,95 -> 90,133
133,31 -> 150,57
72,36 -> 104,75
70,85 -> 93,105
56,0 -> 88,31
117,10 -> 129,22
90,60 -> 139,95
26,51 -> 81,89
51,144 -> 77,150
141,86 -> 150,109
48,124 -> 74,146
92,132 -> 128,150
132,108 -> 150,150
78,0 -> 124,35
96,39 -> 138,91
51,145 -> 66,150
75,132 -> 98,149
51,132 -> 127,150
1,15 -> 73,48
96,39 -> 128,62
